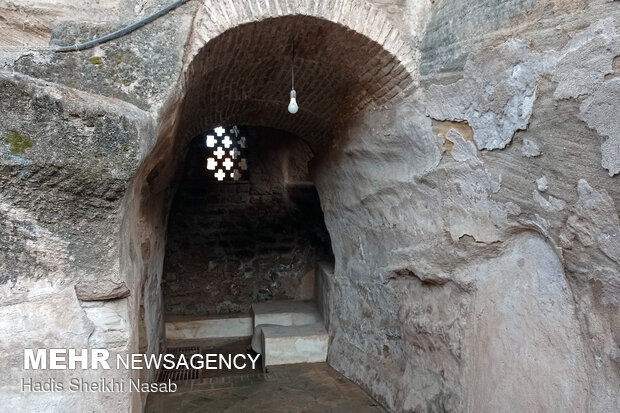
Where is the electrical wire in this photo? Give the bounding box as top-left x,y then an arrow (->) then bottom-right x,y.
54,0 -> 192,52
291,43 -> 295,89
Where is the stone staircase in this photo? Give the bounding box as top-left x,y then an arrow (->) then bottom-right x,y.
250,300 -> 328,370
164,300 -> 329,370
166,313 -> 253,341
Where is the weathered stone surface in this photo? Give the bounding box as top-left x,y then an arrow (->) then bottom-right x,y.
0,0 -> 123,47
521,138 -> 541,157
1,1 -> 619,413
313,6 -> 619,412
463,234 -> 589,413
564,179 -> 620,268
80,299 -> 130,350
0,287 -> 129,412
426,39 -> 554,150
0,71 -> 153,294
532,189 -> 566,212
0,47 -> 155,411
553,17 -> 620,176
536,175 -> 548,191
75,280 -> 130,301
580,78 -> 620,176
3,1 -> 196,112
445,129 -> 481,167
553,18 -> 620,99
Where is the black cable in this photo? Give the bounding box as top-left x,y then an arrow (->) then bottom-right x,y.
54,0 -> 192,52
291,43 -> 295,89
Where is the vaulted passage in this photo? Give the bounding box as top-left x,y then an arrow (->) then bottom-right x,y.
131,13 -> 414,411
136,12 -> 413,337
162,126 -> 332,317
177,15 -> 413,150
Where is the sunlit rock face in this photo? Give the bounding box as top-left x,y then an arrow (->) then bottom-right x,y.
1,0 -> 619,412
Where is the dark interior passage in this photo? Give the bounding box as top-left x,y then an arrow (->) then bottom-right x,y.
163,125 -> 332,317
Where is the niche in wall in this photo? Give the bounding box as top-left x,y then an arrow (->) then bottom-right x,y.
162,126 -> 332,317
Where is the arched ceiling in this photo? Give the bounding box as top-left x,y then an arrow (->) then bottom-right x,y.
178,15 -> 413,151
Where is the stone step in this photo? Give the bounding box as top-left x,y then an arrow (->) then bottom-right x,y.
257,322 -> 329,369
251,300 -> 322,328
165,314 -> 253,340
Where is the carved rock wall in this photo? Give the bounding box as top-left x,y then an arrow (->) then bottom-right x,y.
312,1 -> 619,411
0,0 -> 618,412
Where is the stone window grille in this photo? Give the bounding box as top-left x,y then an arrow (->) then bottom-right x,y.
204,125 -> 248,181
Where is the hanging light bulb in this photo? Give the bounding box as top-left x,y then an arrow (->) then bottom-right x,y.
288,45 -> 298,114
288,89 -> 298,114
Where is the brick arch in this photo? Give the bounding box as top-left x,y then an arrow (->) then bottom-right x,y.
185,0 -> 416,75
121,5 -> 416,403
174,5 -> 415,151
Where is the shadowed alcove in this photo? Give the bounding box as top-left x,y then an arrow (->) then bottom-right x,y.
123,12 -> 413,409
162,125 -> 333,317
154,14 -> 412,325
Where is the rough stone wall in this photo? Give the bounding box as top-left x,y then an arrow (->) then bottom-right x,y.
163,127 -> 330,316
312,1 -> 619,412
0,71 -> 155,412
0,0 -> 123,46
0,0 -> 618,413
0,1 -> 196,411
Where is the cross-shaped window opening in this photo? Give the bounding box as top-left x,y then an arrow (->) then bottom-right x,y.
223,157 -> 234,170
214,169 -> 226,181
203,125 -> 249,182
206,135 -> 217,148
213,146 -> 226,159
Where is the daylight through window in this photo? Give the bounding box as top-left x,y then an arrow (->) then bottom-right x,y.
204,125 -> 248,181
